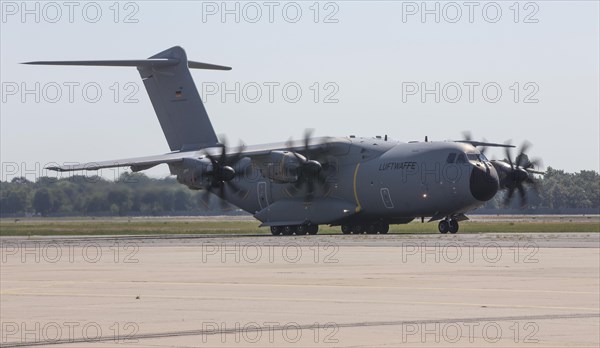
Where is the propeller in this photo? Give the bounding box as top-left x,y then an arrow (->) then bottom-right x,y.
286,129 -> 331,202
201,138 -> 247,210
499,141 -> 544,208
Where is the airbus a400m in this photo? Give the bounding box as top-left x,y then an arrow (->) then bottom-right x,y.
27,46 -> 544,235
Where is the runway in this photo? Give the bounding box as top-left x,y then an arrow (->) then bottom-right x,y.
1,233 -> 599,347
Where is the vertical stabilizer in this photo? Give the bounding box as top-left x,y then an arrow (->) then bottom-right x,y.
138,46 -> 219,151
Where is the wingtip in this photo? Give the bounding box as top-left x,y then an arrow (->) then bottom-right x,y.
526,169 -> 546,175
21,61 -> 55,65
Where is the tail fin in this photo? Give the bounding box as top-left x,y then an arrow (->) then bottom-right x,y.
138,46 -> 224,151
23,46 -> 230,151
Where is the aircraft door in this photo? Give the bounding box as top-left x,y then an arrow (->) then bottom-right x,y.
257,181 -> 270,210
380,188 -> 394,209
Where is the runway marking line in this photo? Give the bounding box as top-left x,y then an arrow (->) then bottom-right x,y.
2,313 -> 598,348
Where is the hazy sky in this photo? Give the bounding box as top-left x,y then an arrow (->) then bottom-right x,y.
1,1 -> 599,181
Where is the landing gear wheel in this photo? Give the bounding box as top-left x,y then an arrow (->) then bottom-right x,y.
308,225 -> 319,235
282,225 -> 296,236
377,222 -> 390,234
366,224 -> 378,234
438,220 -> 449,234
341,225 -> 352,234
352,224 -> 365,234
448,219 -> 459,234
296,225 -> 308,235
270,226 -> 282,236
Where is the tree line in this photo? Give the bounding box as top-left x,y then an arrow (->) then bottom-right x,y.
482,168 -> 599,212
0,168 -> 598,217
0,173 -> 223,217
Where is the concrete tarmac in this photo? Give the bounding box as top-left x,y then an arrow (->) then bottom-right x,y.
1,233 -> 599,347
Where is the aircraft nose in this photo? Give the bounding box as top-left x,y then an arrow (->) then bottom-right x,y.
470,164 -> 499,202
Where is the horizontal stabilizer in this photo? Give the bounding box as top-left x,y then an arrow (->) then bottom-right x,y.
22,59 -> 231,70
188,61 -> 232,70
22,59 -> 178,68
26,46 -> 231,151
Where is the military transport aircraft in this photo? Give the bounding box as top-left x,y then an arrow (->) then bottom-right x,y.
26,46 -> 544,235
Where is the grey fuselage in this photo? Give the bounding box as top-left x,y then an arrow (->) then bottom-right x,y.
208,137 -> 499,226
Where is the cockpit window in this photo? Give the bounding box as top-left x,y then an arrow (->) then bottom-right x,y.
467,154 -> 480,162
456,153 -> 467,163
478,153 -> 489,162
446,153 -> 457,163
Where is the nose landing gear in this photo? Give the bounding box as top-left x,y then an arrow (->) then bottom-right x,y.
438,218 -> 459,234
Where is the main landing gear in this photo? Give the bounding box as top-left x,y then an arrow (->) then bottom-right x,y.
340,222 -> 389,235
271,224 -> 319,236
438,218 -> 459,234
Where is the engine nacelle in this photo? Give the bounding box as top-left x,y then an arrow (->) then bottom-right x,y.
491,160 -> 529,189
258,151 -> 304,183
175,158 -> 213,189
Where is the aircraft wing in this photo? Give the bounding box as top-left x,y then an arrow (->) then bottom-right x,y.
46,151 -> 203,172
45,145 -> 267,172
455,140 -> 515,148
236,137 -> 352,161
46,137 -> 351,172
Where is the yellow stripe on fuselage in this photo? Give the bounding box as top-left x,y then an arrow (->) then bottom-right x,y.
353,163 -> 361,212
